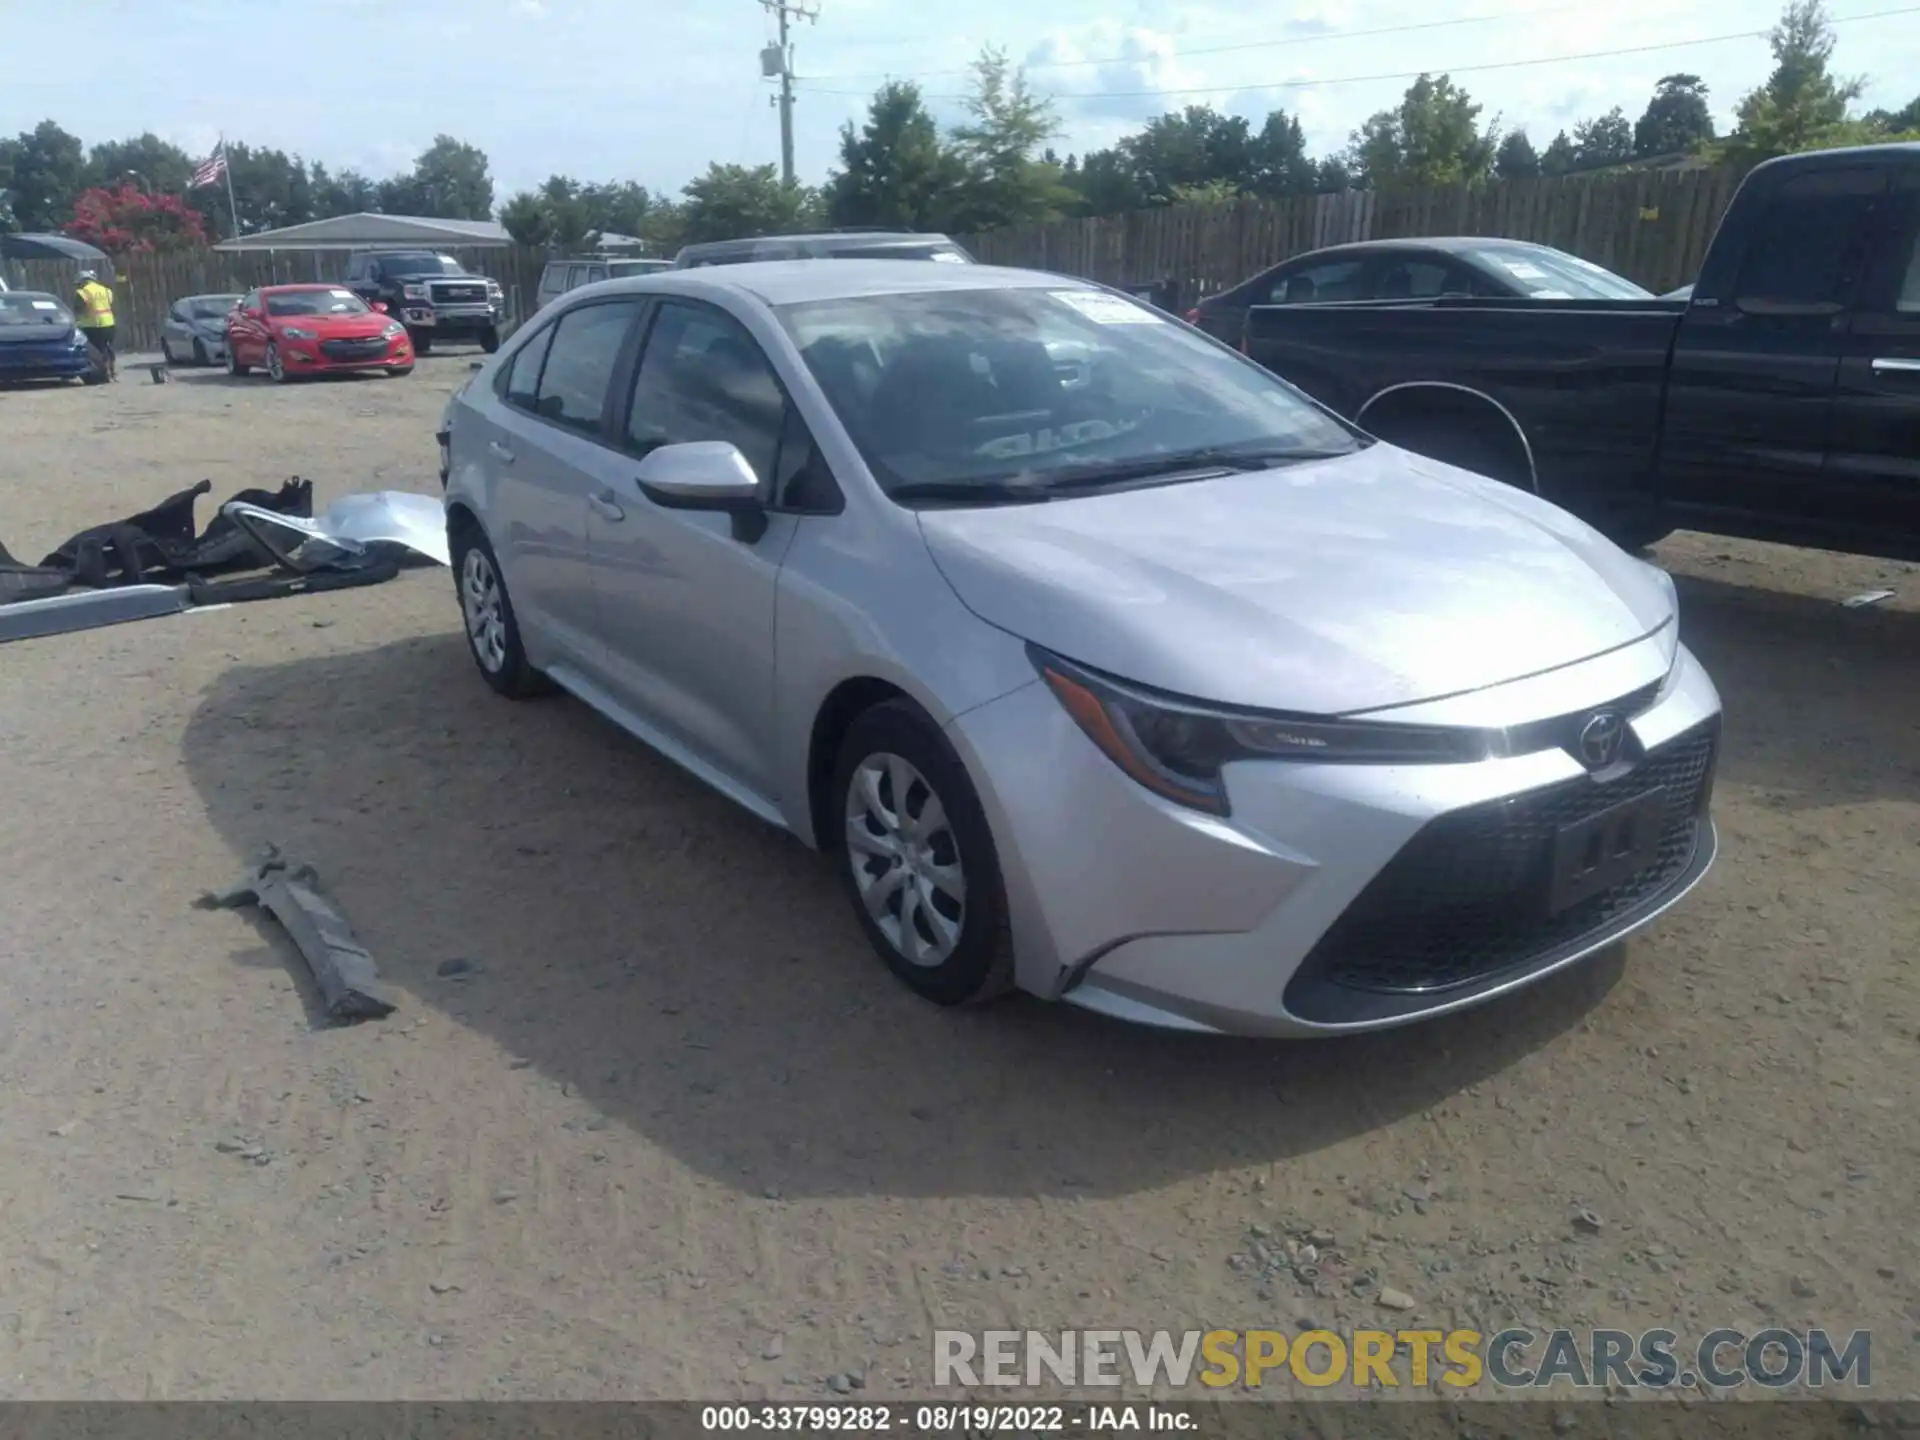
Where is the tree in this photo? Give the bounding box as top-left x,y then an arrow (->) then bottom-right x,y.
0,120 -> 87,232
1315,154 -> 1358,191
1865,94 -> 1920,132
1634,74 -> 1716,156
197,143 -> 313,237
579,181 -> 655,238
1495,130 -> 1540,178
1352,75 -> 1495,187
85,134 -> 197,196
66,182 -> 209,252
309,162 -> 380,218
826,81 -> 965,229
1540,130 -> 1578,176
1724,0 -> 1865,163
1063,147 -> 1145,215
1249,110 -> 1319,197
947,47 -> 1070,229
1122,106 -> 1254,205
380,135 -> 493,218
1570,107 -> 1635,170
676,163 -> 816,244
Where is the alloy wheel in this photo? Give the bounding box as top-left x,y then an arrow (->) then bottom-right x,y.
460,547 -> 508,674
844,753 -> 967,967
267,344 -> 285,382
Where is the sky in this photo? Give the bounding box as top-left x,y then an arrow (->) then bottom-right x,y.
3,0 -> 1916,205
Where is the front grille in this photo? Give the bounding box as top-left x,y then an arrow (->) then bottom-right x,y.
430,282 -> 487,304
1289,720 -> 1718,998
321,338 -> 388,360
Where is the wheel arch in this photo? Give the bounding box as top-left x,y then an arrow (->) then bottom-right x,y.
805,676 -> 917,853
1355,381 -> 1540,493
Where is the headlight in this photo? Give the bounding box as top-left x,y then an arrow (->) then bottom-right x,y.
403,284 -> 428,300
382,321 -> 405,339
281,326 -> 317,340
68,329 -> 89,348
1030,647 -> 1490,816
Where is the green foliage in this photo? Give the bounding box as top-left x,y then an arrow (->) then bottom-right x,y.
945,47 -> 1072,230
1721,0 -> 1867,164
1570,108 -> 1635,170
0,120 -> 87,232
1495,131 -> 1540,179
1540,130 -> 1578,177
826,81 -> 968,229
378,135 -> 493,219
676,163 -> 818,245
1351,75 -> 1496,188
1634,75 -> 1716,156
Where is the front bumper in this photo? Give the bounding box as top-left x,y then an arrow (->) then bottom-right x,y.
0,344 -> 94,379
279,335 -> 414,373
399,302 -> 500,334
947,638 -> 1722,1038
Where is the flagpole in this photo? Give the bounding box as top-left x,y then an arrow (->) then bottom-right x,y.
220,135 -> 241,239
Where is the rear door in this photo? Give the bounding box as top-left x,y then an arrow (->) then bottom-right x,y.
1826,162 -> 1920,546
484,300 -> 646,666
1659,164 -> 1885,522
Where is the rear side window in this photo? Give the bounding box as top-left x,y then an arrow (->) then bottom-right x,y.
1899,229 -> 1920,313
1373,258 -> 1454,299
503,322 -> 557,411
625,301 -> 785,482
1270,259 -> 1365,304
534,300 -> 642,434
538,266 -> 565,298
1734,168 -> 1884,309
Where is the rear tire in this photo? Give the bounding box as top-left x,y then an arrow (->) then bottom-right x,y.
228,346 -> 249,378
450,523 -> 553,699
192,337 -> 210,366
832,700 -> 1014,1008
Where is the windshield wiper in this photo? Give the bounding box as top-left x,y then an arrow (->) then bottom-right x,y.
889,480 -> 1058,507
1030,444 -> 1359,492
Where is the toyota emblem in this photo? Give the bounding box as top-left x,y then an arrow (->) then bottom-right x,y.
1578,711 -> 1626,770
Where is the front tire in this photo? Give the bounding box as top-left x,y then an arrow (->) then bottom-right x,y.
833,701 -> 1014,1007
162,338 -> 179,366
451,525 -> 551,699
385,365 -> 414,378
410,330 -> 434,355
192,337 -> 210,366
479,326 -> 501,354
266,343 -> 291,383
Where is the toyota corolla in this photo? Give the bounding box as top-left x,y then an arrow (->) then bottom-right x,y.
226,284 -> 413,381
439,261 -> 1720,1037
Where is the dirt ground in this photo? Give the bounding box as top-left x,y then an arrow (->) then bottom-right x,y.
0,355 -> 1915,1404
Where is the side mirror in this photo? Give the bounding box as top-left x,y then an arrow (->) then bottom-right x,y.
635,441 -> 767,542
372,300 -> 390,314
244,306 -> 263,320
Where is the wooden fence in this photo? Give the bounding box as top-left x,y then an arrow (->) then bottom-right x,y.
1,245 -> 551,354
962,164 -> 1745,301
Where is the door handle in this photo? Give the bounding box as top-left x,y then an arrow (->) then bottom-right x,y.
589,488 -> 626,522
1870,356 -> 1920,375
488,440 -> 516,464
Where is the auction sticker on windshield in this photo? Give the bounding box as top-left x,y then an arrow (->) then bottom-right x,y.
32,300 -> 57,310
1051,291 -> 1162,325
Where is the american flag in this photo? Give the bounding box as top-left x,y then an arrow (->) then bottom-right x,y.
190,142 -> 227,189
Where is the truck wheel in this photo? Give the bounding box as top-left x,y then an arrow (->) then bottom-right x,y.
410,331 -> 434,355
479,326 -> 501,354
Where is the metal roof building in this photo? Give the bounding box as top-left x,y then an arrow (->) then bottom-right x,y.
213,213 -> 511,252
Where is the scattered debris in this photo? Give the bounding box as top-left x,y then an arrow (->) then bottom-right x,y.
436,957 -> 476,979
197,845 -> 396,1022
1573,1208 -> 1605,1235
1376,1286 -> 1417,1310
492,1187 -> 520,1205
1841,589 -> 1894,609
762,1336 -> 784,1361
0,583 -> 189,645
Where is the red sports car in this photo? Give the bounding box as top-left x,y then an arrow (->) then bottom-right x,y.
225,283 -> 414,382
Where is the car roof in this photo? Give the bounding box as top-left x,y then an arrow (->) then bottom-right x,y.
260,282 -> 354,292
3,290 -> 63,304
580,259 -> 1086,307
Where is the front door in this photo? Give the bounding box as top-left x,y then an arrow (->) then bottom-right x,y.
1827,165 -> 1920,548
579,298 -> 800,803
1659,164 -> 1885,524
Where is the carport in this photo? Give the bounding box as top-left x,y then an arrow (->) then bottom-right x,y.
212,213 -> 511,253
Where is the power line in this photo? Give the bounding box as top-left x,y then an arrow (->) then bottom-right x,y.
792,4 -> 1920,101
804,0 -> 1599,84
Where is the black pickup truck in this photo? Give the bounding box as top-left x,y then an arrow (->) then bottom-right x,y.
343,249 -> 504,355
1243,143 -> 1920,558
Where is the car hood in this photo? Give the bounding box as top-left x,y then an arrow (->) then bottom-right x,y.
916,444 -> 1674,715
273,314 -> 390,337
0,320 -> 77,345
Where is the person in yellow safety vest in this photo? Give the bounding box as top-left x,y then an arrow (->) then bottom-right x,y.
73,269 -> 118,381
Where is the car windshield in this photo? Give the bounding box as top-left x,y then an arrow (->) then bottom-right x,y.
379,253 -> 463,276
0,294 -> 72,324
1467,246 -> 1652,300
777,285 -> 1363,505
266,288 -> 370,317
607,260 -> 669,277
825,243 -> 969,262
189,295 -> 239,319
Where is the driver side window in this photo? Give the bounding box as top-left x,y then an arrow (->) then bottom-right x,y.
624,302 -> 785,484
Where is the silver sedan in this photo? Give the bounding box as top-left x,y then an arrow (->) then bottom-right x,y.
439,261 -> 1721,1037
160,292 -> 239,365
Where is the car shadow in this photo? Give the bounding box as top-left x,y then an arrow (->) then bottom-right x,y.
1672,571 -> 1920,810
181,626 -> 1624,1202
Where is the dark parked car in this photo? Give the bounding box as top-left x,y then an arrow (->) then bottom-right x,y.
671,230 -> 973,268
1240,143 -> 1920,560
1189,238 -> 1652,344
343,250 -> 503,354
0,290 -> 103,385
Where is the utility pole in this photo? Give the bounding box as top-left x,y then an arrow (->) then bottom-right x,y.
759,0 -> 818,186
